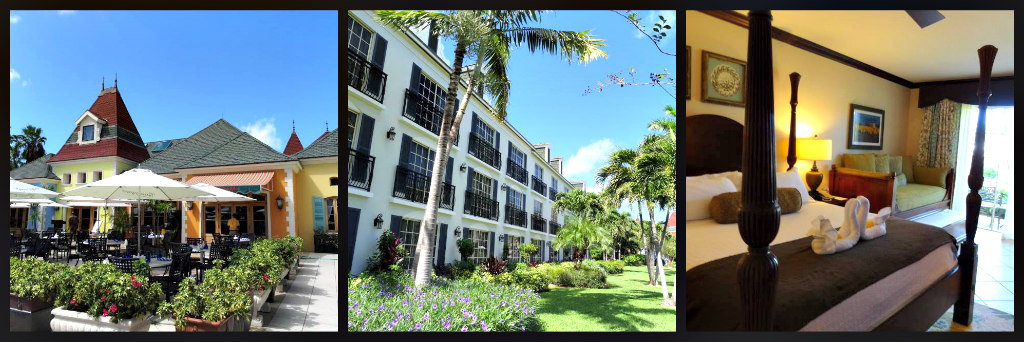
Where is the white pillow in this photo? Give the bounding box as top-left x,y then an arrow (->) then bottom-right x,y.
687,171 -> 743,190
685,176 -> 738,221
776,167 -> 811,205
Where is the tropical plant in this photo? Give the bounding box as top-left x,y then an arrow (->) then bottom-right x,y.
553,189 -> 603,219
13,125 -> 47,164
157,262 -> 252,330
456,238 -> 475,261
53,261 -> 164,323
366,230 -> 407,273
623,254 -> 644,266
375,9 -> 606,288
519,243 -> 537,261
482,256 -> 507,275
10,257 -> 73,303
112,207 -> 132,237
551,215 -> 610,270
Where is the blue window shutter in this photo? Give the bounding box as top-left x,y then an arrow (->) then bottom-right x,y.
491,179 -> 498,201
405,64 -> 422,115
312,197 -> 325,232
370,36 -> 388,68
502,234 -> 509,259
463,227 -> 472,240
489,232 -> 495,258
399,134 -> 412,168
465,167 -> 475,212
471,112 -> 478,134
347,208 -> 360,271
494,131 -> 501,154
356,114 -> 375,153
436,223 -> 448,267
390,215 -> 402,238
444,157 -> 454,184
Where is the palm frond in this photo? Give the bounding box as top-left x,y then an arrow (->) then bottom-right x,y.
502,27 -> 608,64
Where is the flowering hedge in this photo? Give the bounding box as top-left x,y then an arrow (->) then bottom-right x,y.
348,271 -> 541,332
10,257 -> 72,304
53,261 -> 164,323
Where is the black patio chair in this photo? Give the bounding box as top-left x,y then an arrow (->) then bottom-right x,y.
197,243 -> 232,281
10,237 -> 22,260
108,256 -> 136,274
153,251 -> 192,300
171,242 -> 191,255
80,239 -> 106,263
54,233 -> 72,261
23,237 -> 52,261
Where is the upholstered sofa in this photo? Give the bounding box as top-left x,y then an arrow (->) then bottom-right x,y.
829,153 -> 954,218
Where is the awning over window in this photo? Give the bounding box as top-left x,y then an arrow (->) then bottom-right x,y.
186,171 -> 273,194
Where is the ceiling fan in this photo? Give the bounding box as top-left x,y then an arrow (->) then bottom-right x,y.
906,10 -> 946,28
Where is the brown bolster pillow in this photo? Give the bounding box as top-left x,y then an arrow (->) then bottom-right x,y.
709,188 -> 803,224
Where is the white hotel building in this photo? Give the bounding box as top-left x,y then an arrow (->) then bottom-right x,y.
347,10 -> 586,275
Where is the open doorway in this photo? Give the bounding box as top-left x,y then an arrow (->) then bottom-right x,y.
952,105 -> 1014,240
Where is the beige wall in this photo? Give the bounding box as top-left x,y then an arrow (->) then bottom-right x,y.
905,88 -> 926,156
685,11 -> 912,190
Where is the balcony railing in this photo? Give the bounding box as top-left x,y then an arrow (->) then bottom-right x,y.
392,165 -> 455,210
464,190 -> 499,221
347,48 -> 387,103
531,176 -> 547,195
402,89 -> 460,145
549,221 -> 561,235
531,214 -> 548,233
506,158 -> 528,186
548,188 -> 558,201
348,148 -> 375,191
468,133 -> 502,170
504,204 -> 527,228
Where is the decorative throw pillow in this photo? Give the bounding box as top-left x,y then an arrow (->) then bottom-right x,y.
902,156 -> 916,183
914,166 -> 950,188
709,188 -> 803,224
889,156 -> 903,175
776,167 -> 812,205
895,173 -> 907,186
686,176 -> 738,221
874,154 -> 891,173
843,154 -> 876,172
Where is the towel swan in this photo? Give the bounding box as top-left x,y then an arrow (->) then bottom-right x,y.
807,199 -> 864,255
862,203 -> 891,240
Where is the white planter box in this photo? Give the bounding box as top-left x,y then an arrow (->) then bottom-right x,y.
50,306 -> 152,332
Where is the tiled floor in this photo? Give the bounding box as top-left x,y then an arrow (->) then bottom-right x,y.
973,229 -> 1014,315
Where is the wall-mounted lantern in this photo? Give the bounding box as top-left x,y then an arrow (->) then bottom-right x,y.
374,214 -> 384,229
459,163 -> 467,172
275,196 -> 284,209
386,127 -> 396,140
454,226 -> 462,236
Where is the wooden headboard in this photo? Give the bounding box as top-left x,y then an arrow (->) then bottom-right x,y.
685,114 -> 743,176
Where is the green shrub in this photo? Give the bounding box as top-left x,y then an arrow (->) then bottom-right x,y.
450,260 -> 477,280
519,243 -> 537,261
366,230 -> 407,273
313,231 -> 339,253
348,274 -> 541,331
505,261 -> 525,273
157,265 -> 252,330
54,261 -> 164,323
623,254 -> 644,266
588,248 -> 603,259
494,267 -> 549,293
596,260 -> 624,274
10,257 -> 72,304
555,267 -> 607,288
581,259 -> 609,278
535,262 -> 571,285
456,238 -> 475,261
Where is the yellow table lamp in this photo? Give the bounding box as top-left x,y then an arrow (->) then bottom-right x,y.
796,135 -> 833,201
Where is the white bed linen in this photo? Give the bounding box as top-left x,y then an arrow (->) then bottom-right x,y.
685,200 -> 958,331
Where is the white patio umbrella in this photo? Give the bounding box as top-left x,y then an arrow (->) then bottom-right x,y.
10,202 -> 31,208
60,169 -> 214,255
10,177 -> 59,199
179,183 -> 257,202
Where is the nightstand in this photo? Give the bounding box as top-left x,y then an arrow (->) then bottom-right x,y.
822,196 -> 849,207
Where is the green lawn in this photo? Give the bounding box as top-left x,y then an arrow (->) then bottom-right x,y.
535,265 -> 677,331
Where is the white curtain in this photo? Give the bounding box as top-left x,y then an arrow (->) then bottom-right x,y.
952,104 -> 975,212
952,105 -> 1015,240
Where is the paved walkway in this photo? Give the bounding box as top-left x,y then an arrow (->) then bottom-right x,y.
149,252 -> 338,331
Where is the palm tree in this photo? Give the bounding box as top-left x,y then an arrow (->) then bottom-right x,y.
551,215 -> 609,269
375,10 -> 607,287
637,111 -> 676,307
553,188 -> 603,219
14,125 -> 47,163
596,148 -> 659,284
10,138 -> 25,170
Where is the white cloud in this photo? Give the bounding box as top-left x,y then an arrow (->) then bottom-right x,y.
563,138 -> 616,179
241,118 -> 284,151
587,180 -> 605,194
10,15 -> 21,24
10,68 -> 21,82
58,10 -> 77,15
21,80 -> 28,87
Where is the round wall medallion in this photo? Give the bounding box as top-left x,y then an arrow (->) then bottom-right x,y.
711,64 -> 741,97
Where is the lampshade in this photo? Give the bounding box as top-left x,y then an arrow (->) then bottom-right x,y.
796,137 -> 833,161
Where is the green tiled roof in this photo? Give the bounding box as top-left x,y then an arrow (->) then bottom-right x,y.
292,129 -> 338,159
139,119 -> 295,174
145,138 -> 185,156
10,154 -> 59,180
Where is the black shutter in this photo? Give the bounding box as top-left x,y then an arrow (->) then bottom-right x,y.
367,36 -> 388,97
399,135 -> 412,168
465,167 -> 475,212
390,215 -> 403,239
492,179 -> 498,201
489,232 -> 495,258
445,156 -> 454,184
355,114 -> 375,154
370,36 -> 388,68
494,131 -> 501,152
436,223 -> 448,267
463,227 -> 471,240
427,149 -> 436,177
405,64 -> 422,115
471,112 -> 478,134
346,208 -> 360,271
502,234 -> 509,259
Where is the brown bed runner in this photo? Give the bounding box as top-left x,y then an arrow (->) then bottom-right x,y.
685,217 -> 956,331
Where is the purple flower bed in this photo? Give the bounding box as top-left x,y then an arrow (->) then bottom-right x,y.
347,272 -> 541,332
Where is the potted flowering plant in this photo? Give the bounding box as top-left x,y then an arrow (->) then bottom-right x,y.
228,243 -> 284,329
283,236 -> 303,279
51,262 -> 163,331
10,257 -> 71,331
156,263 -> 251,332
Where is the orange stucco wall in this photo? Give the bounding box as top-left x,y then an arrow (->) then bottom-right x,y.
268,169 -> 292,238
185,201 -> 201,239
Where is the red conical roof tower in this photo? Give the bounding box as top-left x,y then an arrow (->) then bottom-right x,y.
283,120 -> 304,156
50,77 -> 150,163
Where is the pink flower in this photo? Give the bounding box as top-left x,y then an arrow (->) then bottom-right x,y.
110,304 -> 117,313
105,289 -> 110,293
102,309 -> 108,317
263,274 -> 269,282
70,300 -> 75,305
101,296 -> 106,302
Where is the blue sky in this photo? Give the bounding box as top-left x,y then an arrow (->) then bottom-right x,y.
426,10 -> 677,222
10,10 -> 338,153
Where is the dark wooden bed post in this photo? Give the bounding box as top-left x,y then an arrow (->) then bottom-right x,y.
737,10 -> 781,331
953,45 -> 996,326
787,73 -> 800,172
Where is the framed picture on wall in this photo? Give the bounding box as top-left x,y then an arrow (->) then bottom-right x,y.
686,46 -> 691,100
847,104 -> 885,150
701,50 -> 746,107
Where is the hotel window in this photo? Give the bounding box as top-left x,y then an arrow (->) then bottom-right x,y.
507,189 -> 525,210
408,141 -> 434,177
507,235 -> 523,263
397,219 -> 442,271
77,172 -> 87,184
93,171 -> 103,182
204,205 -> 217,235
468,229 -> 489,264
534,200 -> 543,215
534,163 -> 543,179
82,125 -> 95,141
418,74 -> 447,111
510,146 -> 525,168
329,177 -> 339,186
473,118 -> 495,145
531,238 -> 543,262
472,173 -> 493,197
348,17 -> 374,60
10,208 -> 28,229
325,197 -> 338,231
63,173 -> 71,185
348,110 -> 359,148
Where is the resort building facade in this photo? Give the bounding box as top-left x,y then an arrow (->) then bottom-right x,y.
347,10 -> 582,274
10,83 -> 338,252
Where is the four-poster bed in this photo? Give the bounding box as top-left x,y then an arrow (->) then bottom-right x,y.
685,10 -> 997,331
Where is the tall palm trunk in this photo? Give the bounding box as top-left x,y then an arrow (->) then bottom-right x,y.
636,201 -> 656,285
413,42 -> 477,288
649,203 -> 670,306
